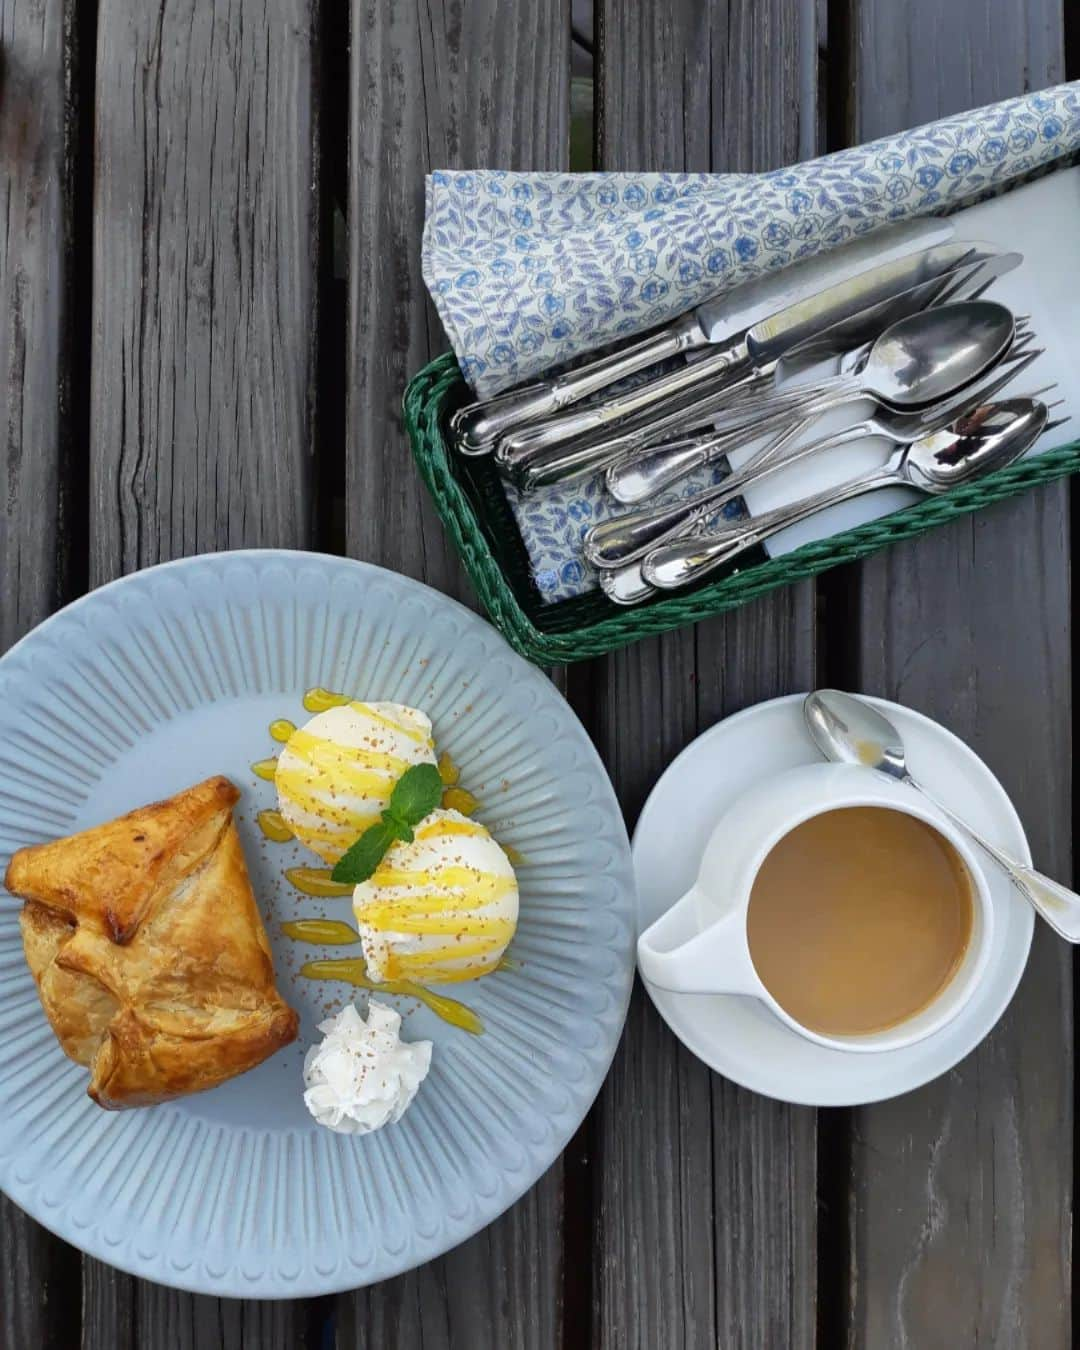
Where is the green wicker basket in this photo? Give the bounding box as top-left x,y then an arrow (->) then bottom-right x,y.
404,351 -> 1080,665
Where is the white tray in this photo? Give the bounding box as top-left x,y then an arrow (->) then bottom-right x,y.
729,167 -> 1080,556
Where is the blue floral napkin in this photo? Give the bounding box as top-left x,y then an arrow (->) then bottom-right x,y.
423,84 -> 1080,602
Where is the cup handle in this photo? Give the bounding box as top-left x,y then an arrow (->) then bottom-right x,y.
637,887 -> 759,995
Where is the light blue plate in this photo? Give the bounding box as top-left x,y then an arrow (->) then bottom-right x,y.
0,551 -> 635,1296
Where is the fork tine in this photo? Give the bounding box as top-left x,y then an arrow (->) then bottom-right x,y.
931,252 -> 986,304
952,351 -> 1042,409
961,277 -> 1000,303
1043,416 -> 1071,435
987,349 -> 1042,382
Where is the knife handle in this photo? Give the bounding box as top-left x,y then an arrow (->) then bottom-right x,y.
450,312 -> 707,456
495,339 -> 751,466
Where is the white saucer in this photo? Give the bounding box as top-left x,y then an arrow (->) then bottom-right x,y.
632,694 -> 1034,1107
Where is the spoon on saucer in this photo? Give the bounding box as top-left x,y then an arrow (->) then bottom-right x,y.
803,688 -> 1080,942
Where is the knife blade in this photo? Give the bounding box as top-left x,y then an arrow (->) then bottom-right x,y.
503,248 -> 1023,492
594,252 -> 1025,503
495,239 -> 1006,472
451,216 -> 956,455
772,247 -> 1022,377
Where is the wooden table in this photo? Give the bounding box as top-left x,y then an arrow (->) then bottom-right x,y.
1,1 -> 1072,1345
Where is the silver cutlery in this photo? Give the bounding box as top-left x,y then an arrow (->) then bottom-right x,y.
449,218 -> 956,455
491,243 -> 1008,466
598,364 -> 1050,607
745,299 -> 1016,418
770,250 -> 1021,378
804,689 -> 1080,942
599,307 -> 1036,510
585,350 -> 1045,570
681,299 -> 1030,441
499,256 -> 1019,492
640,398 -> 1058,594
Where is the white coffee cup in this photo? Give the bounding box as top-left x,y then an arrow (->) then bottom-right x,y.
636,763 -> 994,1053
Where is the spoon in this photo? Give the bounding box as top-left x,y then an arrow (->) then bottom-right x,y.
767,299 -> 1015,410
630,298 -> 1018,488
494,276 -> 1009,494
496,288 -> 1013,491
803,689 -> 1080,943
641,398 -> 1053,594
605,329 -> 1038,506
585,349 -> 1042,570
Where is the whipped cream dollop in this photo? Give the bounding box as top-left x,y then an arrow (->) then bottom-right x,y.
276,702 -> 437,863
302,1000 -> 432,1135
353,807 -> 519,984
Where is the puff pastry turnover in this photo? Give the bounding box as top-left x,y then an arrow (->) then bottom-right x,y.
4,776 -> 299,1109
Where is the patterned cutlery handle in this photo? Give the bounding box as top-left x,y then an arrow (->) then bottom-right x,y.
588,421 -> 874,568
914,781 -> 1080,942
450,312 -> 707,455
495,339 -> 751,464
501,367 -> 773,488
643,462 -> 898,590
605,400 -> 811,504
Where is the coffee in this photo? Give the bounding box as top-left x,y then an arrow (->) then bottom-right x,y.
746,806 -> 973,1036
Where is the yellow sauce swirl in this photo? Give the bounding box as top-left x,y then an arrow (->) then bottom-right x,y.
302,687 -> 351,713
257,809 -> 294,842
441,786 -> 478,815
269,719 -> 296,743
251,757 -> 279,782
301,957 -> 483,1035
281,919 -> 358,945
285,866 -> 353,898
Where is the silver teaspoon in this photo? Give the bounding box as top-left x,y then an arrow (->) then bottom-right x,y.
641,398 -> 1053,593
804,689 -> 1080,943
501,287 -> 1007,493
605,329 -> 1038,507
767,299 -> 1015,410
586,348 -> 1043,571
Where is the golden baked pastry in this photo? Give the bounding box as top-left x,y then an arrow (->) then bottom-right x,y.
4,776 -> 299,1109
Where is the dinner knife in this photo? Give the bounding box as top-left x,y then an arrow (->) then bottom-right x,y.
496,259 -> 978,493
496,241 -> 1009,489
492,236 -> 992,465
450,217 -> 955,455
603,249 -> 1026,504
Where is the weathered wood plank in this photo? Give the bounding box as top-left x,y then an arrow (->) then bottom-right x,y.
88,0 -> 321,1340
341,1 -> 570,1345
134,1286 -> 330,1350
592,2 -> 820,1347
346,0 -> 570,606
0,2 -> 84,1346
842,7 -> 1072,1345
1,0 -> 76,652
90,0 -> 319,580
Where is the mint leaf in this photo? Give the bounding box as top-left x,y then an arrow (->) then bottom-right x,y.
331,820 -> 397,885
388,762 -> 443,826
329,762 -> 443,886
383,814 -> 415,845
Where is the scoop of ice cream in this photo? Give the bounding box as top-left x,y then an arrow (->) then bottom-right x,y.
303,1000 -> 432,1134
353,807 -> 519,985
275,702 -> 436,863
